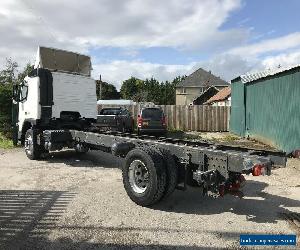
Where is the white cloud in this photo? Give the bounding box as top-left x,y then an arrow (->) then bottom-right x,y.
261,50 -> 300,69
229,32 -> 300,57
0,0 -> 299,88
0,0 -> 244,67
203,32 -> 300,79
93,54 -> 252,90
93,60 -> 197,89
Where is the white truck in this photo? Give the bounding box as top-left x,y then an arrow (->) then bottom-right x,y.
14,47 -> 97,156
12,47 -> 286,207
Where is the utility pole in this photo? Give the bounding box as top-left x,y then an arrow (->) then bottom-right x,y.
99,74 -> 102,99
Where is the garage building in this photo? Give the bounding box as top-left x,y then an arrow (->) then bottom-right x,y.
230,65 -> 300,153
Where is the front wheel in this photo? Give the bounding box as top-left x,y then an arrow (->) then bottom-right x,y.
122,147 -> 166,206
24,129 -> 42,160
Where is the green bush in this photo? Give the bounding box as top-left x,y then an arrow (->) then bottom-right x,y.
0,132 -> 13,149
0,83 -> 13,138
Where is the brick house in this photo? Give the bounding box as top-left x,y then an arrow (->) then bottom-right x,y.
176,68 -> 229,105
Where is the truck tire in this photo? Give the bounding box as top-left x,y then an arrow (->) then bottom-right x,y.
122,147 -> 166,206
158,148 -> 178,199
24,129 -> 42,160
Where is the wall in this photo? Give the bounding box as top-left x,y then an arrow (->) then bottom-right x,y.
98,104 -> 231,132
176,87 -> 203,105
245,69 -> 300,153
229,79 -> 245,136
230,68 -> 300,153
176,86 -> 228,105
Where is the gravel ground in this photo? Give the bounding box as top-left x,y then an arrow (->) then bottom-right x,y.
0,148 -> 299,249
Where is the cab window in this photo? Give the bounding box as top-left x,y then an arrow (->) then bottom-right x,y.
19,83 -> 28,102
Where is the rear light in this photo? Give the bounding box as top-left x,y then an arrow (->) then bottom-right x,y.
252,164 -> 265,176
137,115 -> 143,127
161,116 -> 166,126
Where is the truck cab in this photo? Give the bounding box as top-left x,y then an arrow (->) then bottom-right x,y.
14,47 -> 97,145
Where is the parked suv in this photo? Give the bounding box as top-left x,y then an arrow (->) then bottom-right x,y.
137,107 -> 167,135
97,107 -> 134,132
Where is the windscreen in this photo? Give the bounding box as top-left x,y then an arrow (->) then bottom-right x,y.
34,47 -> 91,76
99,109 -> 121,115
141,108 -> 163,119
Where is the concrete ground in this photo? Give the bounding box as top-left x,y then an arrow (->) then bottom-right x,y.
0,148 -> 299,249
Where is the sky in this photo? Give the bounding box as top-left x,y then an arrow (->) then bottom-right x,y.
0,0 -> 300,89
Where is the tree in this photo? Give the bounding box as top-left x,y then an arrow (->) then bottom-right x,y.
120,77 -> 144,100
119,75 -> 187,104
96,80 -> 120,100
0,83 -> 13,136
143,77 -> 161,103
0,58 -> 18,84
0,60 -> 33,138
17,63 -> 34,84
162,75 -> 186,105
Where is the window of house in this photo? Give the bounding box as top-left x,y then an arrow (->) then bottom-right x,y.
181,87 -> 186,94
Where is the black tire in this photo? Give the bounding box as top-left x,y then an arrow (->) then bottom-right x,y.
24,129 -> 42,160
158,148 -> 178,199
122,147 -> 166,206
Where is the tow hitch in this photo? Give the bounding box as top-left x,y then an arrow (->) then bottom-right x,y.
219,174 -> 246,198
218,161 -> 271,198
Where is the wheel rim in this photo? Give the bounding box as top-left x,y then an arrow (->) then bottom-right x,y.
24,134 -> 33,155
128,159 -> 149,194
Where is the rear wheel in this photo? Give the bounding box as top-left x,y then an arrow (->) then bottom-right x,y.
159,149 -> 178,198
122,147 -> 166,206
24,129 -> 42,160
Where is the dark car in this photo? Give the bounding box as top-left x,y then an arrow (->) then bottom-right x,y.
97,107 -> 134,132
137,107 -> 167,135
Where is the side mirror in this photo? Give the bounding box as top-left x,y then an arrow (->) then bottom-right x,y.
12,82 -> 28,103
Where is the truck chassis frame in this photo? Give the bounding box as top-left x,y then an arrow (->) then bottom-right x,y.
31,128 -> 287,206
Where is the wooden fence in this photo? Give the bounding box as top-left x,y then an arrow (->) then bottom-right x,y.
98,105 -> 231,132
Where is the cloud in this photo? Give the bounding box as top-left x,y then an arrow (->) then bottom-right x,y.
93,60 -> 197,89
204,32 -> 300,79
0,0 -> 299,88
261,50 -> 300,69
0,0 -> 244,68
93,54 -> 252,90
229,32 -> 300,57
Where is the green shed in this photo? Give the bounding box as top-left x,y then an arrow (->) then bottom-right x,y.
230,65 -> 300,153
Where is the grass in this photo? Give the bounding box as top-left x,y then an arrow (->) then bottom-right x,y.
0,132 -> 14,149
222,134 -> 239,142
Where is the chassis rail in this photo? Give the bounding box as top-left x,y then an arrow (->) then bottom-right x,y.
40,129 -> 287,204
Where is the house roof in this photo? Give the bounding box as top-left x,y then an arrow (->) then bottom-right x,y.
204,86 -> 231,104
192,86 -> 219,105
177,68 -> 229,87
232,64 -> 300,84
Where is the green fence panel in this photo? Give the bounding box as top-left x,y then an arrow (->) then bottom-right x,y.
230,79 -> 245,136
245,69 -> 300,153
